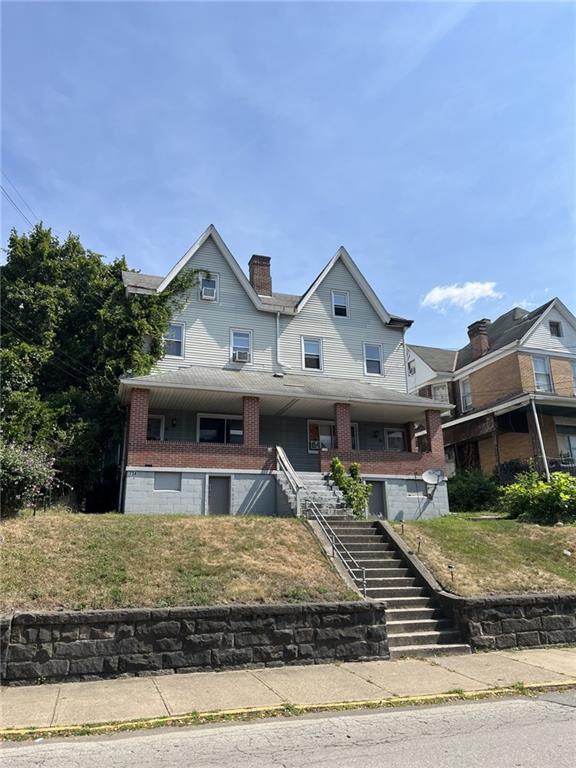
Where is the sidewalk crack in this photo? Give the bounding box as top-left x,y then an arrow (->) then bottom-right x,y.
50,685 -> 62,726
249,670 -> 288,702
152,677 -> 172,716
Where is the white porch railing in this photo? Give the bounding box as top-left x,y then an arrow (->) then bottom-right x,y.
275,446 -> 367,596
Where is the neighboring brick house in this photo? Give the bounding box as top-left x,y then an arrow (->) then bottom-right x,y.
118,225 -> 449,518
407,299 -> 576,479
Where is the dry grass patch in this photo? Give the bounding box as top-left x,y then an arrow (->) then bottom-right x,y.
393,516 -> 576,596
0,514 -> 356,612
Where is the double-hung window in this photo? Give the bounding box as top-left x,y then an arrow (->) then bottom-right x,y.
163,323 -> 184,357
363,343 -> 383,376
432,383 -> 450,403
230,329 -> 252,363
460,378 -> 472,412
302,337 -> 323,370
198,415 -> 244,444
147,415 -> 165,441
332,290 -> 350,318
549,321 -> 563,338
532,355 -> 552,392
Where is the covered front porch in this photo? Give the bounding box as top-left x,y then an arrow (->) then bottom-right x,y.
121,384 -> 447,477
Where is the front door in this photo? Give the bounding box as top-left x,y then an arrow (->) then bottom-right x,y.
208,476 -> 231,515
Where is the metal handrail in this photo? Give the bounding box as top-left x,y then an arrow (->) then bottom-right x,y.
275,446 -> 367,596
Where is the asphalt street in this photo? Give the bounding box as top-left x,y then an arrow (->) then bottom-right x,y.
3,691 -> 576,768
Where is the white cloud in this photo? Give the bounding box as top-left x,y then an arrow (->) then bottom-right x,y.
421,282 -> 503,312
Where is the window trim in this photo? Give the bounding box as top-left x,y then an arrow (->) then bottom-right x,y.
301,336 -> 324,371
196,413 -> 244,444
532,355 -> 553,393
383,428 -> 406,452
163,321 -> 185,359
572,361 -> 576,397
198,272 -> 220,303
549,320 -> 563,338
229,328 -> 253,364
363,342 -> 384,377
153,472 -> 182,492
432,383 -> 450,403
147,414 -> 165,441
306,419 -> 360,454
331,290 -> 350,318
460,377 -> 472,412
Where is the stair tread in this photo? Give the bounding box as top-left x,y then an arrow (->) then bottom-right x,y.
390,644 -> 471,654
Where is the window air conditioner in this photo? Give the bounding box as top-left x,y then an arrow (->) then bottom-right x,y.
233,350 -> 250,363
201,286 -> 217,301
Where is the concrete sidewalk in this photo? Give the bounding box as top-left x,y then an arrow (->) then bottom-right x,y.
1,648 -> 575,731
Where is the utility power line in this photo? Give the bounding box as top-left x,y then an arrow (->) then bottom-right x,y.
2,170 -> 40,222
1,185 -> 35,228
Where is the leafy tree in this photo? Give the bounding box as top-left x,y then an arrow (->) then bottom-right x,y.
1,224 -> 197,508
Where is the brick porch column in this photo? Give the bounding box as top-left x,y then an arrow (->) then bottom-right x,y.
425,409 -> 444,457
243,396 -> 260,448
406,422 -> 418,453
335,402 -> 352,452
128,388 -> 150,448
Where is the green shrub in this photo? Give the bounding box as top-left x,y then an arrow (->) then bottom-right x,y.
500,470 -> 576,524
447,470 -> 499,512
329,457 -> 372,518
0,442 -> 58,517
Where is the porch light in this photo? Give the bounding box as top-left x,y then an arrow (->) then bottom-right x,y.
171,418 -> 177,427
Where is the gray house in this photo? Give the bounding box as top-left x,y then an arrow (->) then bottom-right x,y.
119,225 -> 449,519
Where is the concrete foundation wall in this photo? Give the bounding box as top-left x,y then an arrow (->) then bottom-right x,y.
124,471 -> 278,516
382,479 -> 449,520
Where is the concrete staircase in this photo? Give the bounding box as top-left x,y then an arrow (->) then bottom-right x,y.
329,520 -> 471,659
276,471 -> 352,518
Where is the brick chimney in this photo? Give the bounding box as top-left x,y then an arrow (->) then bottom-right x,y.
467,318 -> 491,359
248,255 -> 272,296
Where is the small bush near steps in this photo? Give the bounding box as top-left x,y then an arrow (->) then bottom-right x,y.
330,457 -> 372,518
500,470 -> 576,525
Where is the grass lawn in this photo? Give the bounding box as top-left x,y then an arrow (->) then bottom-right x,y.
0,513 -> 356,612
393,515 -> 576,597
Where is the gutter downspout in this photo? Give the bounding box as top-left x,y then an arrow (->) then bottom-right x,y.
117,414 -> 129,512
530,395 -> 550,482
276,312 -> 285,369
401,327 -> 409,394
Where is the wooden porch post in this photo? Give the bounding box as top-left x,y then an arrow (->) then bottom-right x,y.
334,402 -> 352,452
243,396 -> 260,448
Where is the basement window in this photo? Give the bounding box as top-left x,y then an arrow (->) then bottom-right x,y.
154,472 -> 181,491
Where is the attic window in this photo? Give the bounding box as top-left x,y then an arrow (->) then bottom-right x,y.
549,321 -> 563,338
332,291 -> 349,318
408,360 -> 416,376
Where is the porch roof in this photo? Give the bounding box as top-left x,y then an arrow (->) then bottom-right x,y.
119,366 -> 450,421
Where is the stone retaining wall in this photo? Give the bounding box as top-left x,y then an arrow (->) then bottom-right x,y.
0,602 -> 389,685
442,593 -> 576,651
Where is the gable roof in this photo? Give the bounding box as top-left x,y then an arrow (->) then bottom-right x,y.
121,225 -> 412,326
409,298 -> 568,376
454,299 -> 556,369
409,344 -> 457,372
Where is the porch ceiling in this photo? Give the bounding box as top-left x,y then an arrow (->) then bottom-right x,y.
145,387 -> 435,422
120,366 -> 448,417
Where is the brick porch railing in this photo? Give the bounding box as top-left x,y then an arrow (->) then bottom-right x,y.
319,449 -> 446,475
127,440 -> 276,471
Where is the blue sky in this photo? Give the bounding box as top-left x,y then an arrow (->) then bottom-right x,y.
2,1 -> 574,348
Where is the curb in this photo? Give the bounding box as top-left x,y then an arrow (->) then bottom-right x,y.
2,680 -> 575,741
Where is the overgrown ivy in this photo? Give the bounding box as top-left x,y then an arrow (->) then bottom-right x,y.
330,457 -> 372,518
1,224 -> 199,507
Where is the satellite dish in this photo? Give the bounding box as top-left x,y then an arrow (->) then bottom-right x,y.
422,469 -> 446,485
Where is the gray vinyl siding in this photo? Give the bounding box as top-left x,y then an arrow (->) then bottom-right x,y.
152,236 -> 408,391
260,416 -> 318,472
154,237 -> 277,374
522,308 -> 576,356
279,260 -> 406,389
